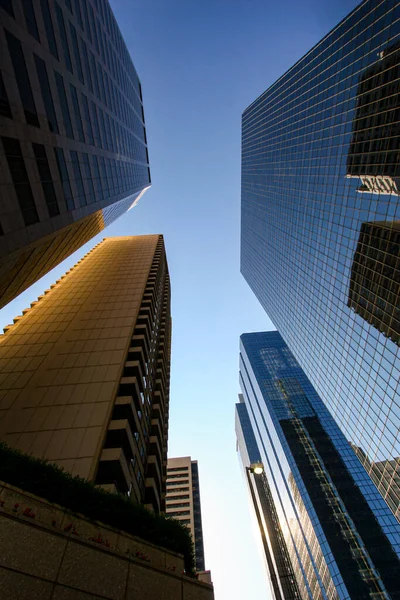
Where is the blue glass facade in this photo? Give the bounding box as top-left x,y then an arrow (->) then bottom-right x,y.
239,331 -> 400,599
0,0 -> 150,307
241,0 -> 400,518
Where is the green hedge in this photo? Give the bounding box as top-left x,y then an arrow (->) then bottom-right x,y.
0,442 -> 195,575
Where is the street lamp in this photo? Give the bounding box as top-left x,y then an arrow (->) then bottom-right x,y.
248,462 -> 264,475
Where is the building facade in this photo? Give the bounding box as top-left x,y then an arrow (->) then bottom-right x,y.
166,456 -> 207,573
236,396 -> 301,600
0,0 -> 150,308
241,0 -> 400,518
0,235 -> 170,513
239,331 -> 400,599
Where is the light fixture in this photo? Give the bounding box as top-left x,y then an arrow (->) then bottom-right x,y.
249,462 -> 264,475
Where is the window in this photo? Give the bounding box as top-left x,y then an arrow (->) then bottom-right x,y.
80,153 -> 95,204
34,55 -> 58,134
55,3 -> 72,73
1,0 -> 14,16
81,93 -> 94,145
90,101 -> 101,146
33,143 -> 59,217
91,155 -> 102,201
55,148 -> 74,210
5,30 -> 39,127
2,137 -> 39,226
90,52 -> 100,98
54,72 -> 73,138
40,0 -> 58,59
22,0 -> 40,41
73,0 -> 83,30
0,73 -> 12,119
70,150 -> 86,207
69,84 -> 84,142
80,39 -> 93,92
69,23 -> 84,84
81,0 -> 92,43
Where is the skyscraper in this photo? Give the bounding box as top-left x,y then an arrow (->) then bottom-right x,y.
238,331 -> 400,599
165,456 -> 207,573
236,397 -> 300,600
0,235 -> 170,513
241,0 -> 400,516
0,0 -> 150,308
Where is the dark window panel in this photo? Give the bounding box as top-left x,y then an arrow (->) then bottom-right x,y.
81,0 -> 92,43
70,150 -> 86,207
2,136 -> 39,226
0,0 -> 14,17
97,62 -> 106,105
73,0 -> 83,30
81,153 -> 95,204
81,93 -> 94,145
55,3 -> 72,73
54,71 -> 73,138
34,55 -> 59,134
63,0 -> 72,15
55,147 -> 74,210
40,0 -> 59,60
98,155 -> 108,195
90,154 -> 102,200
90,101 -> 101,147
69,84 -> 84,142
33,143 -> 60,217
90,52 -> 100,98
89,4 -> 99,55
69,23 -> 84,84
5,30 -> 39,127
22,0 -> 40,41
80,38 -> 93,92
0,72 -> 12,119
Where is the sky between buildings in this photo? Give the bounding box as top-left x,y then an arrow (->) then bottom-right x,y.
0,0 -> 360,598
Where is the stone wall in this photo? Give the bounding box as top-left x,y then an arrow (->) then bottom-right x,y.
0,481 -> 214,600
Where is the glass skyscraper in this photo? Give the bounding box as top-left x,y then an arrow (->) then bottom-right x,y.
238,331 -> 400,599
241,0 -> 400,518
0,0 -> 150,308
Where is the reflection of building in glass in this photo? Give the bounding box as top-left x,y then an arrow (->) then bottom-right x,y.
0,236 -> 170,514
346,42 -> 400,196
165,457 -> 208,574
239,331 -> 400,599
241,0 -> 400,522
352,445 -> 400,524
348,221 -> 400,345
235,398 -> 300,600
0,0 -> 150,308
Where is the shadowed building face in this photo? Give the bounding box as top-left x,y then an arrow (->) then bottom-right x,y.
0,0 -> 150,308
0,235 -> 170,513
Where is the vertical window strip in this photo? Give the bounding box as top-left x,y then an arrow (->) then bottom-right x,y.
40,0 -> 59,60
69,84 -> 85,142
81,0 -> 92,43
55,3 -> 73,73
0,72 -> 12,119
80,38 -> 93,93
69,23 -> 84,84
54,71 -> 74,139
73,0 -> 83,30
5,30 -> 39,127
32,143 -> 60,217
81,153 -> 95,203
55,148 -> 74,210
70,150 -> 86,207
34,55 -> 59,134
91,154 -> 103,200
22,0 -> 40,41
2,137 -> 39,226
81,93 -> 94,145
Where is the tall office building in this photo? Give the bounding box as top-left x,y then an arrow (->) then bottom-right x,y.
236,397 -> 300,600
241,0 -> 400,516
238,331 -> 400,599
0,0 -> 150,308
0,235 -> 170,513
166,456 -> 206,573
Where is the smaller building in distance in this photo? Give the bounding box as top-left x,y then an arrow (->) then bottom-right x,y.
166,456 -> 208,576
348,220 -> 399,346
238,331 -> 400,599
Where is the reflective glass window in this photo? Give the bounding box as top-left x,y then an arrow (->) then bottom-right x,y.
5,30 -> 39,127
33,143 -> 59,217
40,0 -> 58,59
2,136 -> 38,225
34,55 -> 59,134
54,71 -> 73,138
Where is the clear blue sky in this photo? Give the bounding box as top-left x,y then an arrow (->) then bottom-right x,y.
0,0 -> 359,597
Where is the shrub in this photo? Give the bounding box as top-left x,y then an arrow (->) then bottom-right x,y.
0,442 -> 195,574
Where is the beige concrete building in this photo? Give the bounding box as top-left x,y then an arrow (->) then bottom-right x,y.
166,456 -> 207,574
0,234 -> 171,513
